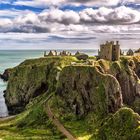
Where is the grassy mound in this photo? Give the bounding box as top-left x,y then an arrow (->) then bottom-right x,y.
94,107 -> 140,140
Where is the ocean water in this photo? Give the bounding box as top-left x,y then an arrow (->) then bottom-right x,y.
0,49 -> 98,117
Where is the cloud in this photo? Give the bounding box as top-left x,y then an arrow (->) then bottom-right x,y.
13,0 -> 140,8
9,25 -> 50,33
0,1 -> 140,50
1,32 -> 140,50
15,12 -> 40,24
39,6 -> 140,26
0,6 -> 139,33
80,6 -> 140,24
14,0 -> 65,8
39,9 -> 80,25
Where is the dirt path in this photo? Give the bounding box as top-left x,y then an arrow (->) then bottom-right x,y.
46,104 -> 77,140
0,115 -> 16,123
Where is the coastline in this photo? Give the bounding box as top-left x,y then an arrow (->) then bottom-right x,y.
0,53 -> 139,139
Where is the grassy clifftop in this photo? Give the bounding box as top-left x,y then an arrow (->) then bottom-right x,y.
0,56 -> 140,139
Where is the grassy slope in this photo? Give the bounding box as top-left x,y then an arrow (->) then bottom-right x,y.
0,93 -> 65,140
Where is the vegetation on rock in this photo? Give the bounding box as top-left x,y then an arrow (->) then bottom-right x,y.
0,56 -> 140,139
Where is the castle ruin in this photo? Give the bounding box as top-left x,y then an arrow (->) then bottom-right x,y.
99,41 -> 120,61
127,49 -> 134,56
44,50 -> 71,57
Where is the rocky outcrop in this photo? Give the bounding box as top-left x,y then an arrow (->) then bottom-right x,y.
111,60 -> 139,105
0,68 -> 13,81
133,56 -> 140,78
4,56 -> 77,114
95,107 -> 140,140
56,65 -> 122,118
97,58 -> 140,114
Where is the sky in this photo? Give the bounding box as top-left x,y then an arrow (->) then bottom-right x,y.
0,0 -> 140,49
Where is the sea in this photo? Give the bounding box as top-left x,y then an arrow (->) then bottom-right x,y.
0,49 -> 99,117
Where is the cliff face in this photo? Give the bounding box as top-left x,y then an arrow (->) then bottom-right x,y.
97,57 -> 140,114
0,68 -> 13,81
133,56 -> 140,78
56,65 -> 122,118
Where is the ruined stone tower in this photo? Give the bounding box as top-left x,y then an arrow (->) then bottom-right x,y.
99,41 -> 120,61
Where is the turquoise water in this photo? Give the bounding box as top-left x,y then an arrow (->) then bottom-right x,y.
0,49 -> 98,117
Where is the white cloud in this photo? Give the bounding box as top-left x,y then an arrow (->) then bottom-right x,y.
13,0 -> 140,8
67,24 -> 88,32
15,12 -> 40,24
0,6 -> 139,34
39,9 -> 80,24
14,0 -> 65,8
0,18 -> 12,26
80,6 -> 140,24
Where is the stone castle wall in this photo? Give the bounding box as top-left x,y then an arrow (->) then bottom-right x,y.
99,41 -> 120,61
112,44 -> 120,61
100,43 -> 112,61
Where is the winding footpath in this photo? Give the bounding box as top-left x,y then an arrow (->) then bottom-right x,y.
0,115 -> 16,123
46,103 -> 77,140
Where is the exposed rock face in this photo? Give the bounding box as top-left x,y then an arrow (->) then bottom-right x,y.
5,64 -> 48,114
98,58 -> 140,114
56,65 -> 122,117
0,68 -> 13,81
111,61 -> 139,105
133,56 -> 140,78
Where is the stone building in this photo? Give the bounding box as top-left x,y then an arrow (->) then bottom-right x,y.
127,49 -> 134,56
44,50 -> 72,57
44,50 -> 57,57
134,48 -> 140,56
120,49 -> 124,56
99,41 -> 120,61
60,51 -> 71,56
75,51 -> 80,55
135,48 -> 140,53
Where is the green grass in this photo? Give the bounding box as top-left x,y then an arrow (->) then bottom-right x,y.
0,94 -> 66,140
93,108 -> 140,140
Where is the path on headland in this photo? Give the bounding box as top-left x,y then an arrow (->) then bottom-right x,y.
0,115 -> 16,123
46,103 -> 77,140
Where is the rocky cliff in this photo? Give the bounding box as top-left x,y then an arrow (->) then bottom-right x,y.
96,57 -> 140,114
1,56 -> 140,139
4,56 -> 77,114
0,68 -> 13,81
56,65 -> 122,118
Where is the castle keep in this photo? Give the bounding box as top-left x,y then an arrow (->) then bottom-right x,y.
99,41 -> 120,61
